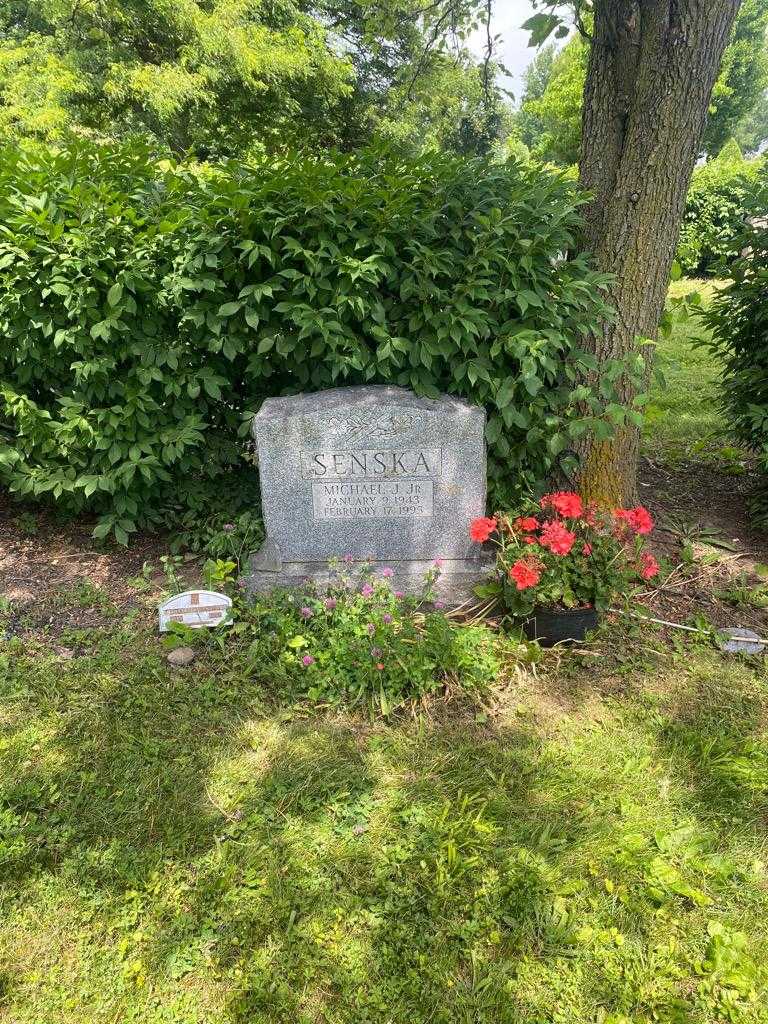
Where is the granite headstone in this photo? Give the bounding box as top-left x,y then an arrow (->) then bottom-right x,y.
246,385 -> 490,603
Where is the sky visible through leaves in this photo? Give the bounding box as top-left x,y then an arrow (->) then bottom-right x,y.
469,0 -> 569,96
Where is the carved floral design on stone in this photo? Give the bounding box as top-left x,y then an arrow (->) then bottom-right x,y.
302,409 -> 418,444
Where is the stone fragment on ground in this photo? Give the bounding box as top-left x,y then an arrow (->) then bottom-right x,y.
167,646 -> 196,667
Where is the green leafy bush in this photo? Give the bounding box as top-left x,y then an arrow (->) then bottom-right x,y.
702,174 -> 768,524
676,142 -> 763,276
0,139 -> 619,542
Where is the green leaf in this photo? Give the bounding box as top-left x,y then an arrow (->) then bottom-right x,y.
107,282 -> 123,306
521,12 -> 560,46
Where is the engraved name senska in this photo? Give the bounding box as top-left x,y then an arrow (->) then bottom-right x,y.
300,448 -> 441,479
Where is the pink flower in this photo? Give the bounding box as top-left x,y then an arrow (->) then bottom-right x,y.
300,606 -> 313,618
301,654 -> 314,667
582,543 -> 592,556
381,567 -> 394,578
367,622 -> 375,634
324,597 -> 337,610
434,600 -> 445,609
375,662 -> 385,671
344,554 -> 354,563
508,560 -> 542,591
640,552 -> 660,579
469,517 -> 497,543
382,613 -> 393,624
223,523 -> 235,533
541,492 -> 583,518
539,520 -> 576,556
361,583 -> 374,597
434,558 -> 444,567
394,590 -> 404,599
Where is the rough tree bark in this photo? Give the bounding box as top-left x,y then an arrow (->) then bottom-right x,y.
576,0 -> 741,504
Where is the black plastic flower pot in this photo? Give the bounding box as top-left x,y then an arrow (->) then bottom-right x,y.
523,606 -> 599,647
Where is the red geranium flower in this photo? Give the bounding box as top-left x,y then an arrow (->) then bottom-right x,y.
469,516 -> 498,543
629,506 -> 654,535
614,506 -> 654,535
514,516 -> 540,532
541,491 -> 583,518
508,560 -> 542,590
523,536 -> 537,545
539,519 -> 576,556
640,552 -> 659,579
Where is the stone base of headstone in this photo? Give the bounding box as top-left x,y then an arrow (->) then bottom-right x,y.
245,543 -> 493,607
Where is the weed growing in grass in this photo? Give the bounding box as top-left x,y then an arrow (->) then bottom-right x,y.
12,511 -> 38,536
51,581 -> 116,615
126,560 -> 156,594
713,572 -> 768,609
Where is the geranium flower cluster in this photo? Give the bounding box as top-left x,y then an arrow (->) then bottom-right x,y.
469,492 -> 660,616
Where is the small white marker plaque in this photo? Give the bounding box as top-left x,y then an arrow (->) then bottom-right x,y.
158,590 -> 233,632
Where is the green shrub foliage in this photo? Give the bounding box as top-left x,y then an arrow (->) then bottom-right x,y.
0,140 -> 619,542
676,142 -> 763,276
702,173 -> 768,523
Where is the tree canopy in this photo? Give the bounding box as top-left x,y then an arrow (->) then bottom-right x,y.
515,0 -> 768,164
0,0 -> 509,157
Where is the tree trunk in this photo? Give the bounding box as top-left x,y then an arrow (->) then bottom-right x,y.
576,0 -> 741,505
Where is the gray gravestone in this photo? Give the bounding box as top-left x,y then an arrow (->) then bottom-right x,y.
246,385 -> 490,603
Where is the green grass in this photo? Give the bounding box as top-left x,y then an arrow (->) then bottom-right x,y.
643,279 -> 728,461
1,616 -> 768,1023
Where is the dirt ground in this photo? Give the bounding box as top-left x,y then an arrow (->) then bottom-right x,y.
2,456 -> 768,643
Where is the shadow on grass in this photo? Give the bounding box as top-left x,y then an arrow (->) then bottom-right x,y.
2,631 -> 768,1022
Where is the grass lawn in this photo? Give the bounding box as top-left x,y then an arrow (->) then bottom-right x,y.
2,285 -> 768,1023
643,279 -> 728,462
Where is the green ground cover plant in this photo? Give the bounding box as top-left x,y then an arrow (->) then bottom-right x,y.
0,139 -> 639,544
219,560 -> 506,712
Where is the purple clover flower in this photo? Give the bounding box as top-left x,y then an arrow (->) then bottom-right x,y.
361,583 -> 374,597
394,590 -> 404,599
223,523 -> 235,533
434,600 -> 445,609
344,554 -> 354,564
381,567 -> 394,578
300,606 -> 313,619
301,654 -> 314,667
370,646 -> 382,658
382,613 -> 393,624
434,558 -> 444,568
324,597 -> 337,611
366,623 -> 375,635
